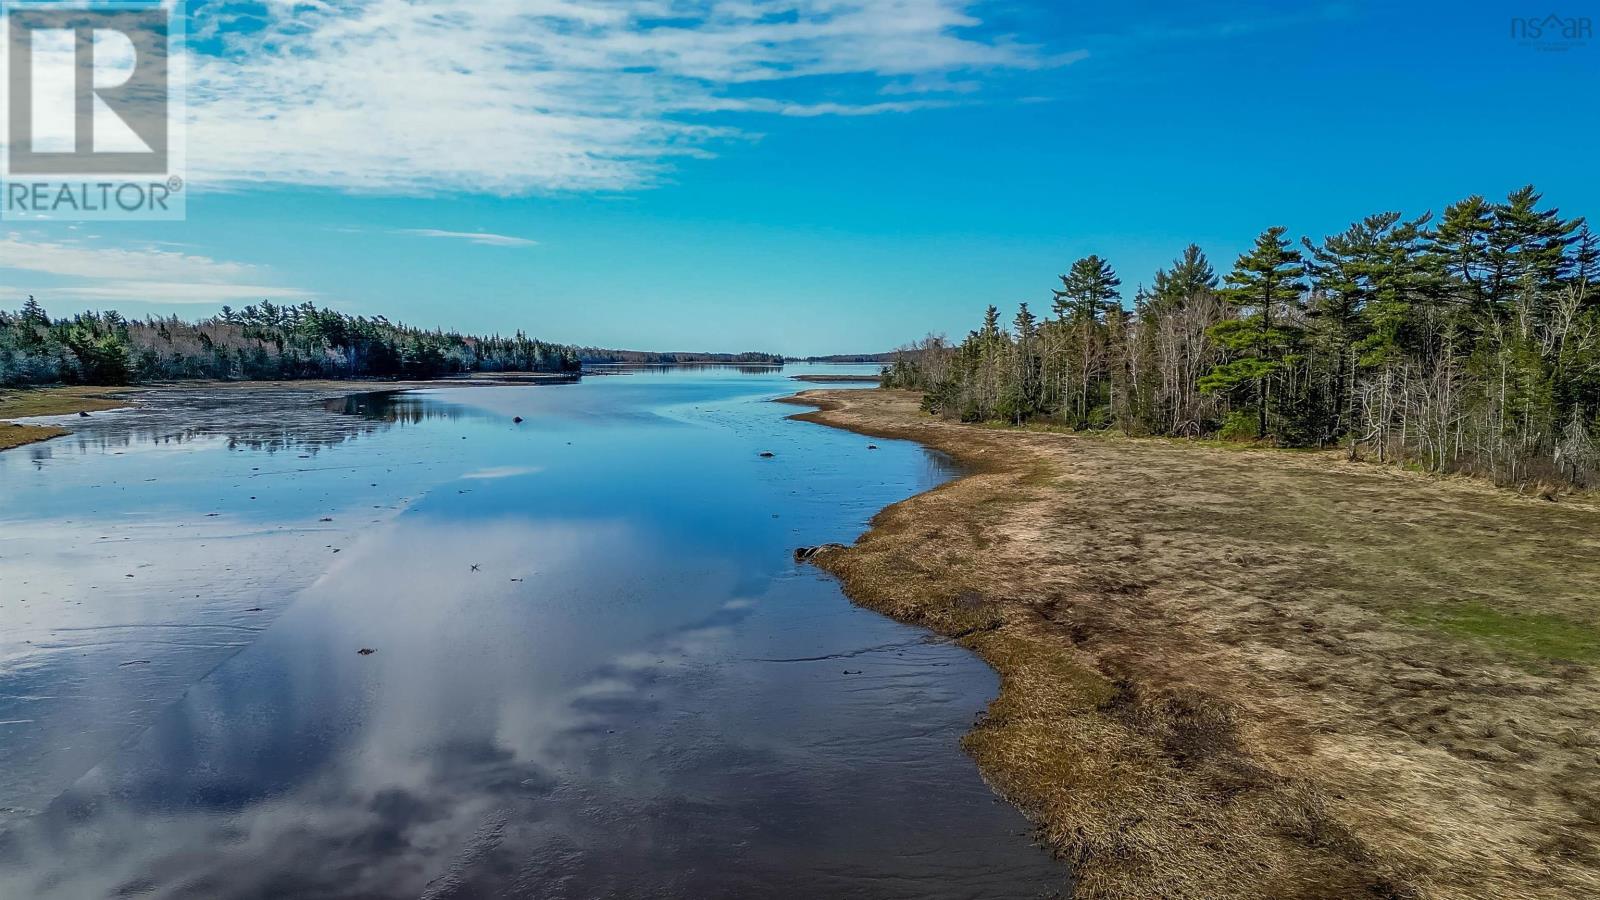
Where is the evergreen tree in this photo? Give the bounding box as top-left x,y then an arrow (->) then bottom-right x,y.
1007,303 -> 1041,423
878,187 -> 1598,487
1202,227 -> 1306,439
1429,195 -> 1496,312
1051,256 -> 1122,426
981,304 -> 1002,341
1053,255 -> 1122,322
20,296 -> 48,327
1488,185 -> 1583,309
0,300 -> 588,386
1304,212 -> 1431,443
1150,244 -> 1217,311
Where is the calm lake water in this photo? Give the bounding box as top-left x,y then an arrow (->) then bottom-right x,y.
0,367 -> 1066,898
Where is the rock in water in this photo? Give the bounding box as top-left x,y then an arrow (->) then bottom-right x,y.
793,543 -> 847,563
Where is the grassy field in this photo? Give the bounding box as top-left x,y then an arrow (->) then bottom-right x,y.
0,386 -> 135,450
784,388 -> 1600,900
0,385 -> 133,419
0,422 -> 69,451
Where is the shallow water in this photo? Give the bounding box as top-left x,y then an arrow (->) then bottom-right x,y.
0,367 -> 1066,898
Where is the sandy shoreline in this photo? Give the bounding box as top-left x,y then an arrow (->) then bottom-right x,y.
782,387 -> 1600,900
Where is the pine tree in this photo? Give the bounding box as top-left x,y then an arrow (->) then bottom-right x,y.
1429,195 -> 1496,312
1053,255 -> 1122,322
1051,256 -> 1122,426
980,304 -> 1002,341
1150,244 -> 1217,311
780,187 -> 1600,486
1007,303 -> 1042,423
1303,212 -> 1431,444
1489,185 -> 1582,309
1203,226 -> 1306,439
19,296 -> 48,327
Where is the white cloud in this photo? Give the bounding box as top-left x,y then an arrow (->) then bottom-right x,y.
397,229 -> 538,248
50,280 -> 304,303
181,0 -> 1073,194
0,233 -> 301,304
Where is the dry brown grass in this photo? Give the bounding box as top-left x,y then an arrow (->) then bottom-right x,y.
0,384 -> 132,420
0,385 -> 135,450
0,422 -> 68,450
783,388 -> 1600,900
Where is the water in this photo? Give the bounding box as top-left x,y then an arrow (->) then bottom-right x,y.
0,367 -> 1066,898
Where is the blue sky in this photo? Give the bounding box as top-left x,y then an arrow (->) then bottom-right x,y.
2,0 -> 1596,356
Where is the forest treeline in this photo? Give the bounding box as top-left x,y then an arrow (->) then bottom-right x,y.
576,348 -> 784,365
885,186 -> 1600,488
0,299 -> 789,385
794,353 -> 897,363
0,299 -> 582,383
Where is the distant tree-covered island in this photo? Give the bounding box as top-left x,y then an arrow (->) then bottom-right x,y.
0,299 -> 581,384
0,299 -> 783,386
575,348 -> 784,365
790,353 -> 896,363
886,186 -> 1599,489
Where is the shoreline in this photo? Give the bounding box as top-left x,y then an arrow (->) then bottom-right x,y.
786,373 -> 882,384
0,423 -> 70,451
0,374 -> 580,452
0,386 -> 133,450
781,387 -> 1600,899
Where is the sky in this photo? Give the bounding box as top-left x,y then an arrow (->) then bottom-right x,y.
1,0 -> 1597,356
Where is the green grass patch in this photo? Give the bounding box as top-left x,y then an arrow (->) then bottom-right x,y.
1403,601 -> 1600,662
970,419 -> 1080,435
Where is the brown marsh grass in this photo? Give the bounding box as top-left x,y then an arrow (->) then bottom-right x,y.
783,388 -> 1600,900
0,385 -> 134,450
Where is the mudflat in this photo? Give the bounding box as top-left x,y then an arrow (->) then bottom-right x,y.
0,377 -> 580,452
784,387 -> 1600,900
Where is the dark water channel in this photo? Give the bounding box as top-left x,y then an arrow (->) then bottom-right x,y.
0,367 -> 1066,898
